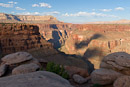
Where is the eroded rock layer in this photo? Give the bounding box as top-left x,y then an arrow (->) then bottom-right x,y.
0,24 -> 52,54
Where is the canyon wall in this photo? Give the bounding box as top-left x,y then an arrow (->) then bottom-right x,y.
0,24 -> 53,54
37,23 -> 73,49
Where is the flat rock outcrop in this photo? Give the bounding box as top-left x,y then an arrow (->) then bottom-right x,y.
1,52 -> 33,65
0,71 -> 73,87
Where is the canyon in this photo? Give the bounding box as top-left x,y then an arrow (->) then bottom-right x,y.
0,23 -> 91,72
0,13 -> 130,69
38,24 -> 130,68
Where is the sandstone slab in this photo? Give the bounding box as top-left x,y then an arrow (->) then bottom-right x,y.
1,52 -> 33,65
12,63 -> 40,75
91,68 -> 122,85
0,71 -> 73,87
101,52 -> 130,75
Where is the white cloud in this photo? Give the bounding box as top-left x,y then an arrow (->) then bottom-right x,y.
43,11 -> 60,15
92,9 -> 96,11
0,3 -> 13,8
16,11 -> 59,15
0,1 -> 17,8
11,11 -> 15,14
63,13 -> 69,17
16,12 -> 39,15
62,11 -> 118,18
32,2 -> 52,8
33,12 -> 40,15
15,7 -> 26,10
100,9 -> 112,12
39,3 -> 51,8
115,7 -> 124,11
8,1 -> 17,4
32,4 -> 39,7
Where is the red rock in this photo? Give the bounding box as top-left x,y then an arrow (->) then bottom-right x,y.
0,24 -> 53,54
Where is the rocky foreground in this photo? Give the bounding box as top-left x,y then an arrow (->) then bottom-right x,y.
0,71 -> 73,87
0,51 -> 129,87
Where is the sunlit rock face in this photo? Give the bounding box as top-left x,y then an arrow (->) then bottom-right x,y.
0,24 -> 53,54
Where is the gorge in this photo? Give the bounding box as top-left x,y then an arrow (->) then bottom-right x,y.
0,13 -> 130,87
1,13 -> 130,69
38,24 -> 130,68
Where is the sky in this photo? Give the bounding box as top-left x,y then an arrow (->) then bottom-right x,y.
0,0 -> 130,23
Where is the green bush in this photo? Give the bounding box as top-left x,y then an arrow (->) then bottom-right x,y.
46,62 -> 69,80
93,84 -> 103,87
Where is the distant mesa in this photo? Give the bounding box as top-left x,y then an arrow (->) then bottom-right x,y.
0,13 -> 60,23
86,19 -> 130,24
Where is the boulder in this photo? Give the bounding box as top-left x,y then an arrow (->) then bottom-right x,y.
21,58 -> 41,66
0,64 -> 8,76
0,71 -> 73,87
113,76 -> 130,87
91,68 -> 122,85
101,52 -> 130,75
1,52 -> 33,65
72,74 -> 90,84
12,63 -> 40,75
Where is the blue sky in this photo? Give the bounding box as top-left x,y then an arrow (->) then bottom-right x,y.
0,0 -> 130,23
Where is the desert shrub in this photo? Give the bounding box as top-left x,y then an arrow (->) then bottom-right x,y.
93,84 -> 103,87
46,62 -> 69,79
